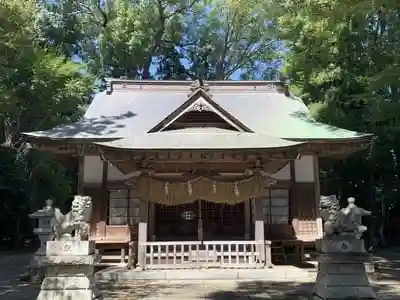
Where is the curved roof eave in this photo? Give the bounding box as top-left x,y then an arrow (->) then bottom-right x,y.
93,130 -> 306,151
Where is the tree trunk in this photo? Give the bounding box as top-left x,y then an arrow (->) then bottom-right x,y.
379,198 -> 387,247
3,117 -> 15,148
142,59 -> 152,79
215,62 -> 225,80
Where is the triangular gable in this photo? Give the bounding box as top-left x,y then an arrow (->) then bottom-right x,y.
148,88 -> 252,133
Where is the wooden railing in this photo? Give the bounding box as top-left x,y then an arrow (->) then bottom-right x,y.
138,240 -> 272,270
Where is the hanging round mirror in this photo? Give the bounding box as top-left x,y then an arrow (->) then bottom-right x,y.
180,209 -> 196,221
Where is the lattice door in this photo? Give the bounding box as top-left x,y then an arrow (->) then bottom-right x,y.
220,203 -> 245,238
154,202 -> 198,241
201,201 -> 220,240
202,201 -> 245,240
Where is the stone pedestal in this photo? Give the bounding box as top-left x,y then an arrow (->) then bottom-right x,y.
312,237 -> 377,299
36,240 -> 101,300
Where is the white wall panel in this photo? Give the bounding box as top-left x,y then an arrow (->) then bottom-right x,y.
108,163 -> 125,181
83,156 -> 103,183
83,156 -> 125,183
272,163 -> 291,180
294,155 -> 314,182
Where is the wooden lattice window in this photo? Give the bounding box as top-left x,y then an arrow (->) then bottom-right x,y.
262,189 -> 289,224
108,189 -> 140,225
201,201 -> 219,221
222,203 -> 244,225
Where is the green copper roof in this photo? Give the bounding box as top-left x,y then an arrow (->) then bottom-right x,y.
22,80 -> 373,142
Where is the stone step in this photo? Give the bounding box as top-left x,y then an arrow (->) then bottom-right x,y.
96,267 -> 313,281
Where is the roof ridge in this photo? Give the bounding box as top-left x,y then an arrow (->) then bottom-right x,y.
105,78 -> 289,95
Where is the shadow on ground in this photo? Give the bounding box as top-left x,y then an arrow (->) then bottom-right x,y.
97,280 -> 315,299
374,255 -> 400,281
0,252 -> 40,300
203,280 -> 400,300
98,278 -> 400,300
204,281 -> 313,299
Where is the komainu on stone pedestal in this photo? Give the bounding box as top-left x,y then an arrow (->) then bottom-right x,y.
312,197 -> 377,300
52,195 -> 93,241
36,196 -> 101,300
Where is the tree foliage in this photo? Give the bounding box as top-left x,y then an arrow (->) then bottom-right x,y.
271,0 -> 400,244
0,0 -> 93,247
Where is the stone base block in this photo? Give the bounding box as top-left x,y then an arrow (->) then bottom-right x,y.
315,273 -> 370,286
321,238 -> 366,253
46,240 -> 96,256
37,289 -> 100,300
319,261 -> 366,273
46,265 -> 94,277
313,285 -> 377,299
313,262 -> 377,299
41,276 -> 94,290
39,254 -> 95,266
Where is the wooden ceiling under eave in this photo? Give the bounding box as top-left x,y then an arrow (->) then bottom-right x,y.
300,137 -> 374,158
98,145 -> 302,175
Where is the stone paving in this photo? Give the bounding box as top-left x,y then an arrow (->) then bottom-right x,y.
1,249 -> 400,299
97,277 -> 400,300
98,279 -> 314,299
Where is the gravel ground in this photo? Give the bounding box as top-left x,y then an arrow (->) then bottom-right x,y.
1,249 -> 400,300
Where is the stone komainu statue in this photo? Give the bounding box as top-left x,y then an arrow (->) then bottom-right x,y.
319,195 -> 341,236
320,195 -> 372,239
338,197 -> 372,238
51,195 -> 92,241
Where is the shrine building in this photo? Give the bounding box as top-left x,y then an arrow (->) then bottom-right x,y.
23,79 -> 373,269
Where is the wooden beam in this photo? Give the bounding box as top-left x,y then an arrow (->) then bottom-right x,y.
83,178 -> 293,191
103,151 -> 295,163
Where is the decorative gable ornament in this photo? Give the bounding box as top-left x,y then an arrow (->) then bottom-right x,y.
187,98 -> 213,112
147,81 -> 252,132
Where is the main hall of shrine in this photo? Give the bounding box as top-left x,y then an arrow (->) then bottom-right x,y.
24,79 -> 372,269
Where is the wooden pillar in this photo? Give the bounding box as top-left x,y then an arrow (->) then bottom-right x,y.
244,199 -> 251,240
289,160 -> 297,220
148,202 -> 156,241
313,155 -> 321,217
76,155 -> 84,195
137,198 -> 148,269
99,160 -> 108,238
313,155 -> 323,238
198,200 -> 203,241
254,197 -> 265,262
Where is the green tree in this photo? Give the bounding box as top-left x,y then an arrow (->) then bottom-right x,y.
0,0 -> 94,247
183,0 -> 278,79
272,0 -> 400,245
80,0 -> 197,81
